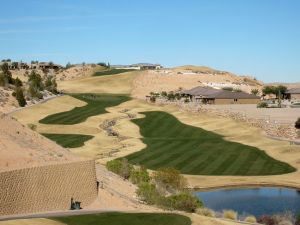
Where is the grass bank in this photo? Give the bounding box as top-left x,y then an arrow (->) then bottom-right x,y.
52,212 -> 191,225
93,69 -> 136,76
125,111 -> 295,176
41,133 -> 94,148
39,94 -> 130,125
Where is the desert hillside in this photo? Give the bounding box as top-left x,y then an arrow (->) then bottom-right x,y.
132,65 -> 263,99
55,64 -> 106,81
0,113 -> 79,172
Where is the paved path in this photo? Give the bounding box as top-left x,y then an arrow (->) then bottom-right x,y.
7,94 -> 63,115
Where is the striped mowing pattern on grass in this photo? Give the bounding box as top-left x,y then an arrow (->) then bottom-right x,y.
41,133 -> 94,148
52,212 -> 191,225
125,111 -> 296,176
39,94 -> 130,125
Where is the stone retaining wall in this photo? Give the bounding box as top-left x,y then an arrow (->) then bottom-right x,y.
0,160 -> 97,216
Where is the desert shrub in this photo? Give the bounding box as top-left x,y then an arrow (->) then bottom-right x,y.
223,210 -> 238,220
28,70 -> 44,98
0,73 -> 5,86
106,159 -> 133,179
0,63 -> 13,84
184,98 -> 190,103
149,96 -> 156,103
14,77 -> 22,87
295,118 -> 300,129
222,87 -> 233,91
196,207 -> 215,217
175,93 -> 181,100
106,159 -> 122,174
136,182 -> 160,205
27,123 -> 37,131
167,92 -> 175,101
251,89 -> 259,96
44,76 -> 58,94
257,102 -> 268,108
130,166 -> 150,185
295,213 -> 300,225
15,87 -> 26,107
120,158 -> 133,179
257,215 -> 276,225
164,192 -> 203,212
272,212 -> 293,225
244,215 -> 257,223
161,91 -> 168,97
153,167 -> 187,194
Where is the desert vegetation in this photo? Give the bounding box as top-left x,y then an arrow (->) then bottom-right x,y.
262,85 -> 287,98
106,159 -> 202,212
295,118 -> 300,129
257,102 -> 269,108
1,62 -> 58,108
125,111 -> 295,175
39,94 -> 130,124
52,212 -> 192,225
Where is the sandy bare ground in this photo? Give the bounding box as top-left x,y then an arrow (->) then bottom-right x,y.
0,218 -> 65,225
132,70 -> 262,99
55,65 -> 105,81
0,112 -> 80,172
0,87 -> 18,113
202,104 -> 300,125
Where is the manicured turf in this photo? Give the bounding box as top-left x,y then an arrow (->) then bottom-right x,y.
39,94 -> 130,125
125,111 -> 296,176
41,133 -> 94,148
93,68 -> 136,76
52,212 -> 191,225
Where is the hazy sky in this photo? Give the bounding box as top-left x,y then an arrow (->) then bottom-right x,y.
0,0 -> 299,82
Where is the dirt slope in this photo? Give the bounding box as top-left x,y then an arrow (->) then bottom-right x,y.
0,112 -> 80,172
132,66 -> 263,99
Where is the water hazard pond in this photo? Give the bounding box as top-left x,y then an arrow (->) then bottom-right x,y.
195,187 -> 300,217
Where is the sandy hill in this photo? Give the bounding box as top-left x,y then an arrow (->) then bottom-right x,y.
132,65 -> 263,99
55,65 -> 107,81
173,65 -> 222,74
0,113 -> 80,172
0,87 -> 18,113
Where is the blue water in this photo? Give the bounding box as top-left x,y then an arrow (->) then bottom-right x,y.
195,187 -> 300,217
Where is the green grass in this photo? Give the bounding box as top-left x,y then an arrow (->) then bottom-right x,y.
125,111 -> 296,176
39,94 -> 130,125
93,68 -> 136,76
41,133 -> 94,148
52,212 -> 191,225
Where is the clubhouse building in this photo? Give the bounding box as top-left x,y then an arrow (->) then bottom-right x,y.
285,88 -> 300,101
182,86 -> 260,104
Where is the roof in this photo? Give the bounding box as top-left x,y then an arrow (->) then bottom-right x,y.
182,86 -> 221,96
183,86 -> 260,99
286,88 -> 300,94
131,63 -> 161,67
